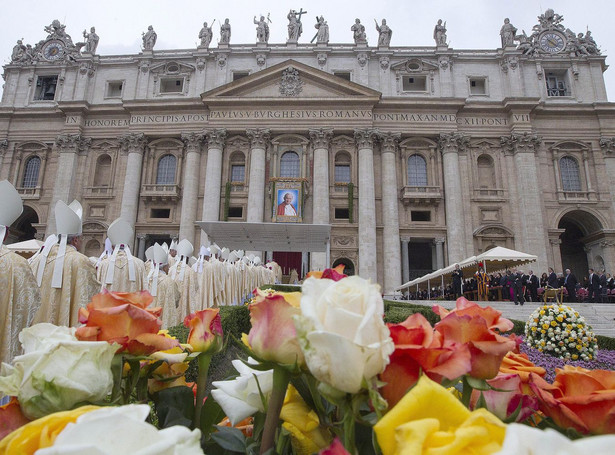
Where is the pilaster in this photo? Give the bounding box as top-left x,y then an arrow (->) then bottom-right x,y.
179,132 -> 205,243
309,128 -> 333,271
118,133 -> 147,229
246,128 -> 270,224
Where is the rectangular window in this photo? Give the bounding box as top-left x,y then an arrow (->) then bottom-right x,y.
233,71 -> 250,81
335,208 -> 350,219
411,210 -> 431,222
160,78 -> 184,93
150,208 -> 171,218
228,206 -> 243,218
402,75 -> 427,92
545,71 -> 569,96
333,72 -> 351,81
231,165 -> 245,182
34,75 -> 58,101
334,164 -> 351,183
469,78 -> 487,95
106,81 -> 123,98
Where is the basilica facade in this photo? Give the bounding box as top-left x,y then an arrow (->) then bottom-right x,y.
2,10 -> 615,293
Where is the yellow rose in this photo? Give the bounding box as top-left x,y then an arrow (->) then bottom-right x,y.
374,375 -> 506,455
0,405 -> 98,454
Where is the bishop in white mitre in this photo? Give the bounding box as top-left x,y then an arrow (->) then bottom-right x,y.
30,200 -> 100,327
170,239 -> 200,319
0,180 -> 41,365
97,218 -> 146,292
147,243 -> 180,328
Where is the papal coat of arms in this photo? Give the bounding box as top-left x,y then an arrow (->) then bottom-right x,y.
279,67 -> 303,96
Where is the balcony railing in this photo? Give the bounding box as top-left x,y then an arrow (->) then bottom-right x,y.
17,186 -> 41,199
472,188 -> 505,201
141,184 -> 181,202
400,185 -> 442,205
557,190 -> 597,203
83,186 -> 114,198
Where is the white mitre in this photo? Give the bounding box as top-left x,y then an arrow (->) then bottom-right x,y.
105,218 -> 136,285
0,180 -> 23,243
50,200 -> 83,288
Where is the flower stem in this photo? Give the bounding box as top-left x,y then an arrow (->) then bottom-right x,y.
260,366 -> 290,455
461,376 -> 472,408
194,353 -> 212,429
342,397 -> 357,454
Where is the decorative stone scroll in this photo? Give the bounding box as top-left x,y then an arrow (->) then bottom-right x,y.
204,129 -> 227,149
308,128 -> 333,149
55,133 -> 91,155
500,132 -> 541,154
438,132 -> 469,154
354,129 -> 379,149
181,132 -> 205,152
118,132 -> 147,155
246,128 -> 271,149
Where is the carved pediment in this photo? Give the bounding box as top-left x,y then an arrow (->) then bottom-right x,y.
390,58 -> 440,73
150,61 -> 195,75
201,59 -> 381,104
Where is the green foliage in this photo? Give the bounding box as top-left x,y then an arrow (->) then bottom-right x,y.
223,181 -> 231,221
596,334 -> 615,350
348,182 -> 354,223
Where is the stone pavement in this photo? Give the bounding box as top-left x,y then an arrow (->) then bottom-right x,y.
398,300 -> 615,338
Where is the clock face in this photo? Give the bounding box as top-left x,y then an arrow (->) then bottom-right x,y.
539,32 -> 566,54
42,40 -> 65,61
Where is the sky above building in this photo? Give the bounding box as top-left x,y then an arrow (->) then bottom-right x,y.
1,0 -> 613,99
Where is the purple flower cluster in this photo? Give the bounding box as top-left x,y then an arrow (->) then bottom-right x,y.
519,339 -> 615,383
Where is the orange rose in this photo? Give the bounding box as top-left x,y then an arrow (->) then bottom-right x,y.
75,290 -> 179,355
433,297 -> 514,332
499,351 -> 546,395
306,264 -> 347,281
183,308 -> 223,354
0,398 -> 30,440
380,313 -> 471,407
530,366 -> 615,435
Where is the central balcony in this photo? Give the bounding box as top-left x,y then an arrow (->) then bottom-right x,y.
141,184 -> 181,202
400,185 -> 442,206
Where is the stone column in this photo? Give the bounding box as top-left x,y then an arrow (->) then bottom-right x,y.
354,129 -> 379,283
435,237 -> 445,270
439,133 -> 469,264
379,132 -> 402,293
137,234 -> 147,259
178,132 -> 204,243
0,139 -> 7,180
200,129 -> 226,244
46,134 -> 91,233
501,133 -> 549,272
401,237 -> 410,284
309,128 -> 333,271
246,129 -> 270,223
118,133 -> 147,228
600,137 -> 615,217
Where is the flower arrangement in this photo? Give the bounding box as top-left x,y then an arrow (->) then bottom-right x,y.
3,281 -> 615,454
525,304 -> 598,361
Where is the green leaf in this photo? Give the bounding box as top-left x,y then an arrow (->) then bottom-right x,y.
199,395 -> 226,439
211,425 -> 247,453
152,386 -> 195,429
465,376 -> 491,391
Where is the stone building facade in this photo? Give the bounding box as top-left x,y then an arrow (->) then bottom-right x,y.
2,11 -> 615,293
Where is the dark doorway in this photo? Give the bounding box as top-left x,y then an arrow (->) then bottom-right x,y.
559,219 -> 588,278
332,257 -> 355,276
408,241 -> 434,280
146,235 -> 173,251
9,205 -> 39,243
273,251 -> 303,282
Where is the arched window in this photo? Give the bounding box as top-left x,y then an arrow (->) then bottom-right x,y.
230,152 -> 246,183
334,152 -> 351,184
93,154 -> 112,187
22,156 -> 41,188
280,151 -> 300,178
156,154 -> 177,184
560,156 -> 581,191
407,154 -> 427,186
477,154 -> 496,188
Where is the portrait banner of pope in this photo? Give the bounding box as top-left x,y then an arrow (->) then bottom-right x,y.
273,184 -> 302,222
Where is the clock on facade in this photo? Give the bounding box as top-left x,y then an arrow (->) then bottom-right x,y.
42,40 -> 65,61
539,31 -> 566,54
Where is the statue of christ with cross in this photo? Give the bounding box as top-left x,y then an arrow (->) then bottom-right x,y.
287,8 -> 307,42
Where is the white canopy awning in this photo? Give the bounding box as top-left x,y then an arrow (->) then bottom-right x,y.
396,247 -> 537,291
6,238 -> 44,253
196,221 -> 331,252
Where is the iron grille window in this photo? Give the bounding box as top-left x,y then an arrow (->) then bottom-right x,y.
280,151 -> 300,178
22,156 -> 41,188
560,156 -> 581,191
334,164 -> 351,183
407,154 -> 428,186
231,164 -> 245,182
156,154 -> 176,184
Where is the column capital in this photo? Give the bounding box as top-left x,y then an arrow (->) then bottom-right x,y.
204,128 -> 227,149
246,128 -> 270,149
400,236 -> 411,243
600,137 -> 615,155
434,237 -> 446,245
354,128 -> 379,149
308,128 -> 333,149
181,132 -> 205,152
438,132 -> 469,155
379,132 -> 401,153
55,133 -> 91,155
0,138 -> 7,156
137,233 -> 147,240
500,132 -> 541,155
118,132 -> 147,155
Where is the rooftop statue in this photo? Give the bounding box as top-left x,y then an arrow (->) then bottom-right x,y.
287,9 -> 307,42
313,15 -> 329,44
500,18 -> 517,47
351,18 -> 366,45
220,18 -> 231,45
142,25 -> 157,51
254,14 -> 270,43
375,19 -> 392,47
82,27 -> 99,54
199,21 -> 214,49
433,19 -> 447,46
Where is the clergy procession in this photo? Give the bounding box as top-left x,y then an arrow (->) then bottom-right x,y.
0,179 -> 275,367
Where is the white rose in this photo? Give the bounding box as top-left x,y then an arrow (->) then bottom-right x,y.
294,276 -> 394,394
211,358 -> 273,425
0,323 -> 118,419
495,423 -> 615,455
34,404 -> 203,455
